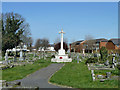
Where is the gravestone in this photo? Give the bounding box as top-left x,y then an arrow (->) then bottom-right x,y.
77,55 -> 79,63
19,50 -> 23,61
112,56 -> 116,67
91,70 -> 94,74
23,52 -> 26,60
34,52 -> 36,57
39,55 -> 41,59
106,72 -> 111,78
112,56 -> 115,64
26,55 -> 29,61
104,60 -> 109,66
5,52 -> 8,61
94,53 -> 97,57
80,59 -> 82,62
112,64 -> 115,68
93,76 -> 95,81
14,55 -> 16,62
97,75 -> 103,79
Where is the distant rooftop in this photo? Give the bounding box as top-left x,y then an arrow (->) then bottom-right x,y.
109,38 -> 120,45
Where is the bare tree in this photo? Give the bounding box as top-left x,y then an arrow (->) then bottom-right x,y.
41,38 -> 49,50
20,24 -> 32,46
84,35 -> 96,53
27,37 -> 33,52
40,38 -> 49,59
34,39 -> 42,50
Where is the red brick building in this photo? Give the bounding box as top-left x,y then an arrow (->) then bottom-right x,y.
69,38 -> 120,54
106,39 -> 120,53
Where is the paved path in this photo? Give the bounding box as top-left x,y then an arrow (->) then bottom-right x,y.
14,63 -> 65,88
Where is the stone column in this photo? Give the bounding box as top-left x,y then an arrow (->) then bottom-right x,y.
59,29 -> 64,50
58,29 -> 65,55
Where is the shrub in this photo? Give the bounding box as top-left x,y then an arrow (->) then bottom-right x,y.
51,55 -> 55,58
117,64 -> 120,70
100,47 -> 108,62
85,57 -> 98,64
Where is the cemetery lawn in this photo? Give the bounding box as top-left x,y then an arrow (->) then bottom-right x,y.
49,62 -> 118,88
2,58 -> 51,81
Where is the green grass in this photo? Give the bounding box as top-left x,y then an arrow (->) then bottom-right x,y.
49,61 -> 118,88
2,58 -> 51,81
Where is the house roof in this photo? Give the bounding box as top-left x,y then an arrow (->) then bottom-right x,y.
95,38 -> 108,43
109,39 -> 120,45
70,40 -> 84,45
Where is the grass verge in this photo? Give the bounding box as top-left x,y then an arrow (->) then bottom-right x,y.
49,61 -> 118,88
2,58 -> 51,81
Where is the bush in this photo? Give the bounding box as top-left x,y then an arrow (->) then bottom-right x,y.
8,52 -> 14,56
51,55 -> 55,58
117,64 -> 120,70
85,57 -> 98,64
108,55 -> 113,64
100,47 -> 108,62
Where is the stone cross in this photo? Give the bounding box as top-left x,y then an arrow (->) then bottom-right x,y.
59,29 -> 65,50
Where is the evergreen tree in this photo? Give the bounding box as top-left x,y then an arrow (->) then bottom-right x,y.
2,12 -> 30,56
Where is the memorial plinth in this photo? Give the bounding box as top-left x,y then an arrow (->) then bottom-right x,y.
51,29 -> 72,62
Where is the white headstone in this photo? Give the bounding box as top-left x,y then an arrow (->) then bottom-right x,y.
19,50 -> 23,61
5,52 -> 8,61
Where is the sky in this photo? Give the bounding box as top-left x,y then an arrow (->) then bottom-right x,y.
2,2 -> 118,44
